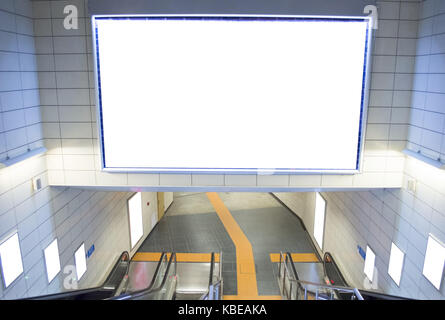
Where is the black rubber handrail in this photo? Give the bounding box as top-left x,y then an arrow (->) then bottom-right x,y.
112,252 -> 176,300
103,251 -> 131,287
285,252 -> 300,281
284,252 -> 306,295
359,289 -> 411,300
141,252 -> 176,295
323,252 -> 349,287
208,252 -> 215,288
26,251 -> 131,300
323,252 -> 411,300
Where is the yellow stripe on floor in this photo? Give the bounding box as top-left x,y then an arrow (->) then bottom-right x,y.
206,192 -> 281,300
269,253 -> 319,263
133,252 -> 220,263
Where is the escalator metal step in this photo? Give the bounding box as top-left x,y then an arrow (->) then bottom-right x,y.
174,292 -> 206,300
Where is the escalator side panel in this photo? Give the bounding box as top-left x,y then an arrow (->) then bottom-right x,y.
125,261 -> 160,292
26,251 -> 130,300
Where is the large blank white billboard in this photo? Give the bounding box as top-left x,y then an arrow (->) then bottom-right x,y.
93,15 -> 372,173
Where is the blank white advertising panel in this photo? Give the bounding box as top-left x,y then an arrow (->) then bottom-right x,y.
93,16 -> 372,173
44,239 -> 61,283
388,242 -> 404,286
0,233 -> 24,288
128,192 -> 144,249
314,192 -> 326,250
74,243 -> 87,281
423,235 -> 445,290
364,245 -> 375,282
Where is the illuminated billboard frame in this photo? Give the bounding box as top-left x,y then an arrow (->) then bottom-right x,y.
92,14 -> 372,174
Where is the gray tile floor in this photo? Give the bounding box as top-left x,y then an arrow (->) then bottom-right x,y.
226,196 -> 317,295
138,211 -> 238,294
137,192 -> 316,296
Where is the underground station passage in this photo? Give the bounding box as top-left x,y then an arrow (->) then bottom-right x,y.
1,0 -> 445,305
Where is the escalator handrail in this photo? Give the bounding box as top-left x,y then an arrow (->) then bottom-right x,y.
102,251 -> 131,288
112,252 -> 176,300
285,252 -> 300,281
286,252 -> 304,296
208,252 -> 215,288
145,252 -> 176,294
27,287 -> 110,300
323,252 -> 349,287
26,251 -> 131,300
323,252 -> 412,300
358,289 -> 411,300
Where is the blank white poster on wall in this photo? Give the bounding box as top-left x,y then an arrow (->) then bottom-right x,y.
422,235 -> 445,290
74,243 -> 87,281
93,15 -> 372,174
314,192 -> 326,250
364,245 -> 375,281
44,239 -> 61,283
0,233 -> 24,288
128,192 -> 144,249
388,242 -> 404,286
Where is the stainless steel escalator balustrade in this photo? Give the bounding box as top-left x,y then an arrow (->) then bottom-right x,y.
200,252 -> 223,300
111,252 -> 177,300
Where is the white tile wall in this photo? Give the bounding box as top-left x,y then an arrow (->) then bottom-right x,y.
274,155 -> 445,299
0,0 -> 161,300
3,0 -> 443,300
406,0 -> 445,165
0,153 -> 154,299
0,0 -> 43,162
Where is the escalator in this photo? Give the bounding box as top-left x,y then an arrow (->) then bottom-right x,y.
323,252 -> 410,300
115,251 -> 223,300
110,252 -> 177,300
27,251 -> 222,300
28,252 -> 178,300
278,251 -> 411,300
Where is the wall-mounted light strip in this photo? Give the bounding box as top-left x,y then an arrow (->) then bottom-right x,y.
0,147 -> 47,169
402,149 -> 445,170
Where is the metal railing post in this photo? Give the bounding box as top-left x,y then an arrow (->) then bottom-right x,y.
282,261 -> 287,298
